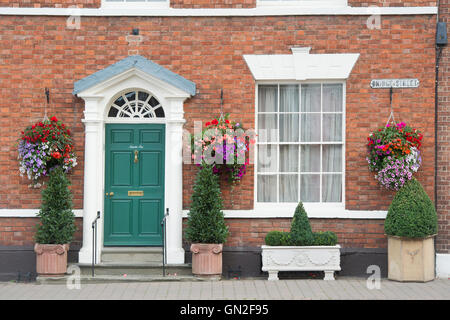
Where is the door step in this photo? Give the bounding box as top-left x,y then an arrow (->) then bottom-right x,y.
35,262 -> 201,284
76,262 -> 192,277
101,247 -> 163,264
36,274 -> 211,284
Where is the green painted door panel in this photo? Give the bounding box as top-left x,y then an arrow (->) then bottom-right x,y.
104,124 -> 165,246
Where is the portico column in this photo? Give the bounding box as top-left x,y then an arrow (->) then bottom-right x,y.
165,97 -> 188,264
78,98 -> 103,264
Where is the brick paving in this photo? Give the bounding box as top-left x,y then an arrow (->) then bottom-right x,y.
0,278 -> 448,300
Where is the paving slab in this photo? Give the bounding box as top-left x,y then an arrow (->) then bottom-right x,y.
0,278 -> 448,300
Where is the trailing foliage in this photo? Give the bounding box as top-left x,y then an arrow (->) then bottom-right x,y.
384,178 -> 438,238
185,164 -> 229,244
264,202 -> 338,246
34,167 -> 76,244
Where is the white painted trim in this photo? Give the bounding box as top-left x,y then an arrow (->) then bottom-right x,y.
182,208 -> 387,219
75,67 -> 191,265
253,81 -> 347,208
436,253 -> 450,279
0,209 -> 83,218
101,0 -> 170,10
256,0 -> 347,8
244,50 -> 360,81
0,6 -> 438,17
0,208 -> 386,219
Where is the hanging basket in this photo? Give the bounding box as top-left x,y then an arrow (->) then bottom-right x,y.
366,121 -> 423,190
191,114 -> 255,184
17,116 -> 77,188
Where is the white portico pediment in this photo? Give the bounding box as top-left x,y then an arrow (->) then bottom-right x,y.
73,55 -> 195,265
73,55 -> 196,121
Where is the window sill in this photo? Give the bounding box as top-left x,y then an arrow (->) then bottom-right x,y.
0,208 -> 386,219
182,205 -> 387,219
101,2 -> 170,10
256,0 -> 348,8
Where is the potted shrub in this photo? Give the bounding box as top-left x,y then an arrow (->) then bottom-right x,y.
34,167 -> 76,277
185,164 -> 229,278
384,178 -> 438,282
261,202 -> 341,281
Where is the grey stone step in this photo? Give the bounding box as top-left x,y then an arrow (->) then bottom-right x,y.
73,262 -> 192,277
36,274 -> 211,285
101,247 -> 164,263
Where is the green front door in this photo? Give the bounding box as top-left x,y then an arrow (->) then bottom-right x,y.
104,124 -> 165,246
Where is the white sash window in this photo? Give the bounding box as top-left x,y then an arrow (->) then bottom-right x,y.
256,82 -> 345,204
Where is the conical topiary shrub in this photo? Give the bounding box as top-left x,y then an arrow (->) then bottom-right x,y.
290,202 -> 315,246
34,166 -> 76,276
384,177 -> 438,238
35,166 -> 76,244
186,164 -> 229,277
185,164 -> 229,244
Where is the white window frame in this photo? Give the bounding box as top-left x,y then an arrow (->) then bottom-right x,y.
256,0 -> 348,8
254,80 -> 346,214
101,0 -> 170,9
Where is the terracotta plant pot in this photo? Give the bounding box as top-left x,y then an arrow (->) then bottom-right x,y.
387,235 -> 435,282
34,243 -> 70,277
190,243 -> 223,277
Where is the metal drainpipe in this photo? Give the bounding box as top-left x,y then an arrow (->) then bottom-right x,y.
434,0 -> 447,279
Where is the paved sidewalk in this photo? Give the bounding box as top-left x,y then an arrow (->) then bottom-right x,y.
0,278 -> 448,300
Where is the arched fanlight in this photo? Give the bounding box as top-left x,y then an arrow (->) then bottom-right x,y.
108,90 -> 165,119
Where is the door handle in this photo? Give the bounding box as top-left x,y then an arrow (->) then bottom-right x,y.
105,192 -> 114,197
134,150 -> 139,163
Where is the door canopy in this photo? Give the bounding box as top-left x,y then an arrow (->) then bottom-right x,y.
73,55 -> 196,97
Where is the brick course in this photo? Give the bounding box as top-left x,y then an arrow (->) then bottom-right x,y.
0,217 -> 82,246
0,14 -> 438,249
181,218 -> 387,248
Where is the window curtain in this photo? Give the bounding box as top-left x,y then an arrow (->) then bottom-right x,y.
257,83 -> 343,203
322,84 -> 343,202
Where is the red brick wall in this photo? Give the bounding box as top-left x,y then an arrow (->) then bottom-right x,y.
0,14 -> 437,248
0,0 -> 437,8
0,216 -> 384,248
181,218 -> 386,248
437,0 -> 449,254
0,217 -> 83,246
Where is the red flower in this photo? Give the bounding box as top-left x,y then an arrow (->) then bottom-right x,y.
212,119 -> 219,125
205,122 -> 211,127
225,119 -> 230,124
50,116 -> 58,122
52,152 -> 61,159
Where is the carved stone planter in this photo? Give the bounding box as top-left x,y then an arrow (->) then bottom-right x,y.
34,243 -> 70,277
190,243 -> 223,277
387,235 -> 435,282
261,245 -> 341,280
